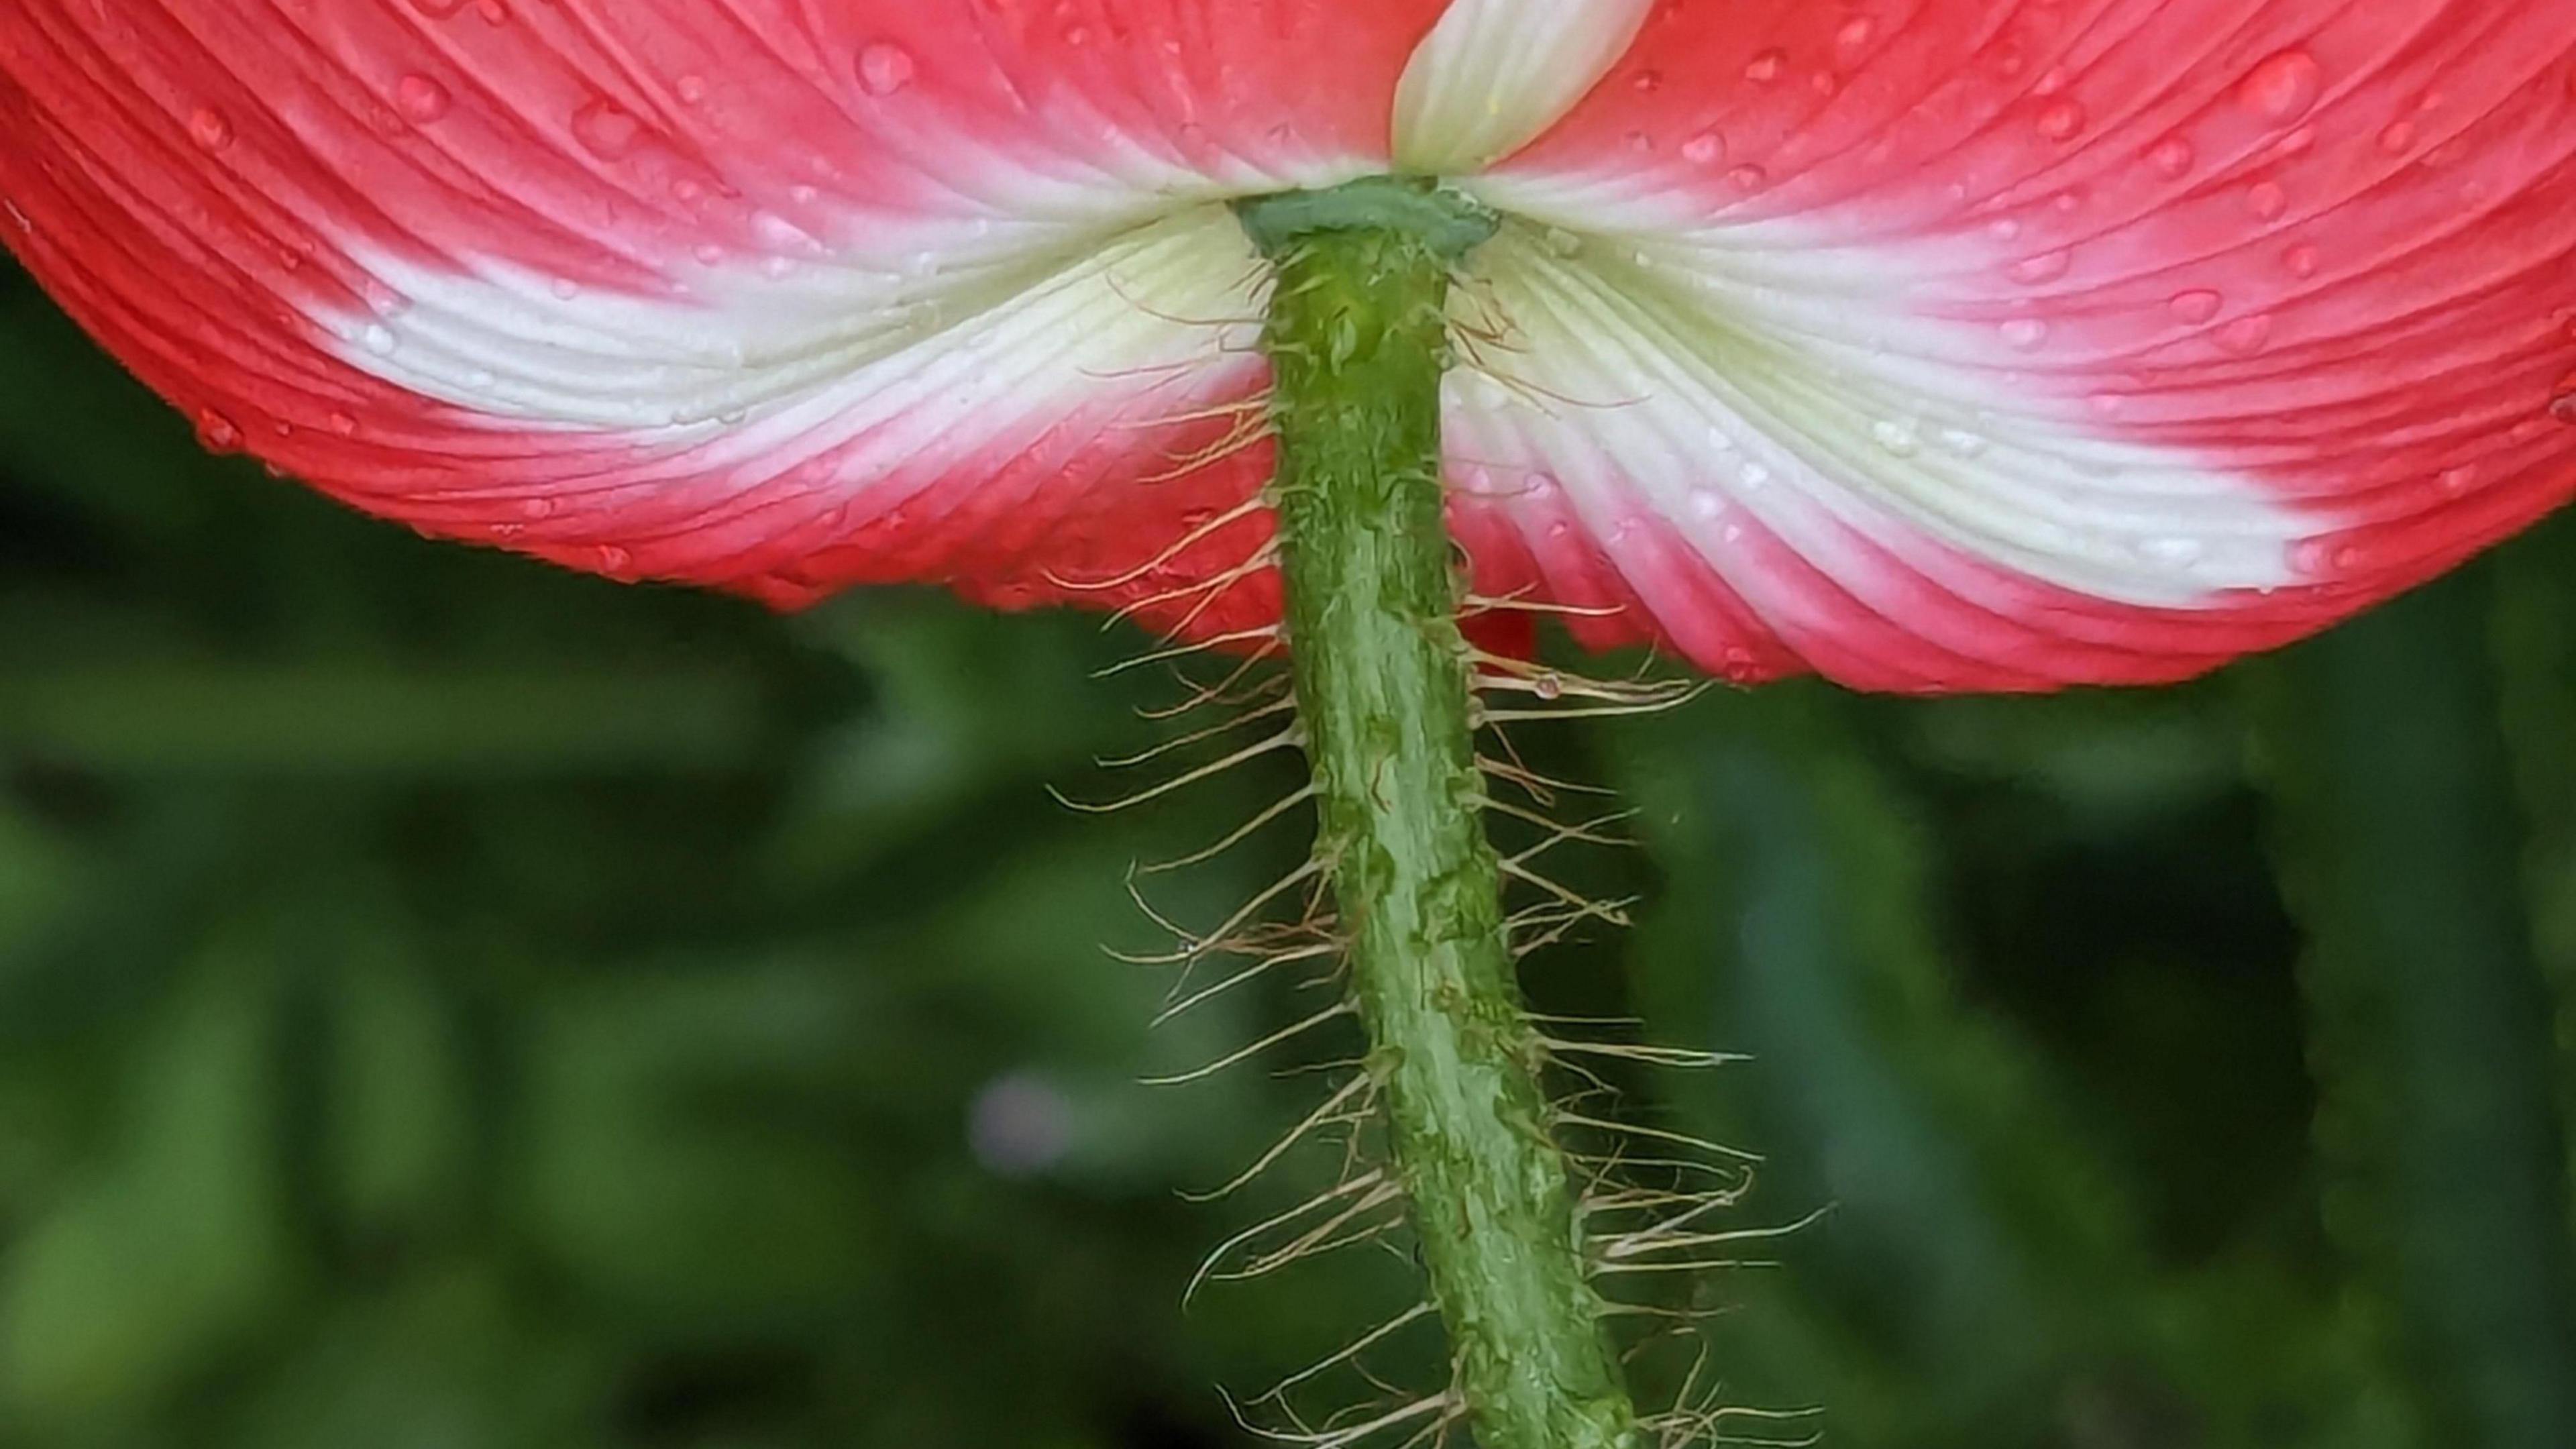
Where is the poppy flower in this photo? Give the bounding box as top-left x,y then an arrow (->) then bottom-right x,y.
4,1 -> 2573,692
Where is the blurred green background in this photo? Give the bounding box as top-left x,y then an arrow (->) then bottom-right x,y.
3,256 -> 2573,1449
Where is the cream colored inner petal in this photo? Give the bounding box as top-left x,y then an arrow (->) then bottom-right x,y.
1448,222 -> 2306,608
319,205 -> 1266,444
1393,0 -> 1656,174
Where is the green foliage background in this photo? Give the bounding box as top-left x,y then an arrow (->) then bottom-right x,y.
2,258 -> 2573,1448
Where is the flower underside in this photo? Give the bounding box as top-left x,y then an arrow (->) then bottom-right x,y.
3,0 -> 2575,690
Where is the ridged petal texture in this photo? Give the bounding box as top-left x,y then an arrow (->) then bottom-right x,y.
4,0 -> 2574,688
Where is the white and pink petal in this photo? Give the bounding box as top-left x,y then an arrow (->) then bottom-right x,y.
1466,0 -> 2576,686
0,0 -> 1442,627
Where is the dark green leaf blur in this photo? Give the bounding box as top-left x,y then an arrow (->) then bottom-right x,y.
3,260 -> 2571,1449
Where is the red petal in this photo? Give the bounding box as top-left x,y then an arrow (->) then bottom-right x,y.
1462,0 -> 2576,687
0,1 -> 1439,633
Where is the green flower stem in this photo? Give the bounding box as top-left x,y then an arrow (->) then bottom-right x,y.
1240,180 -> 1644,1449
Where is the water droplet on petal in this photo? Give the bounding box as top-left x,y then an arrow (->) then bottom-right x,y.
519,496 -> 558,520
572,99 -> 644,159
2006,249 -> 2072,284
1870,419 -> 1921,457
2376,119 -> 2418,154
2282,244 -> 2320,278
2247,180 -> 2289,221
2238,49 -> 2323,123
361,324 -> 399,358
1999,318 -> 2051,351
325,411 -> 359,437
2216,313 -> 2276,354
1834,16 -> 1878,58
2035,99 -> 2088,142
1937,427 -> 1990,458
1725,164 -> 1768,193
2148,136 -> 2197,177
595,545 -> 634,575
1532,672 -> 1565,701
1688,489 -> 1725,521
195,409 -> 242,452
2169,289 -> 2224,324
1745,49 -> 1786,83
675,74 -> 710,105
857,41 -> 918,97
186,107 -> 233,152
394,74 -> 451,123
1681,129 -> 1726,166
2550,372 -> 2576,425
2438,463 -> 2479,493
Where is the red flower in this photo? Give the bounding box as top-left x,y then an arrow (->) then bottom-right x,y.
5,1 -> 2573,690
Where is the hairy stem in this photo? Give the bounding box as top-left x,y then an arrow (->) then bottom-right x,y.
1242,180 -> 1643,1449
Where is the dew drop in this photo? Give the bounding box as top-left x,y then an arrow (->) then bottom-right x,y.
857,40 -> 918,97
2148,136 -> 2198,177
595,545 -> 634,575
393,73 -> 451,123
186,107 -> 234,153
1737,461 -> 1773,490
2168,289 -> 2224,324
675,74 -> 710,105
325,411 -> 359,437
2247,180 -> 2289,221
195,409 -> 242,452
1533,672 -> 1565,702
1744,49 -> 1786,83
1681,129 -> 1726,166
2006,248 -> 2072,285
1688,488 -> 1725,521
1631,68 -> 1665,94
1999,317 -> 2050,351
2282,243 -> 2320,278
1834,16 -> 1878,58
1725,164 -> 1768,193
361,323 -> 399,358
2035,98 -> 2087,141
2376,119 -> 2418,154
519,496 -> 558,520
2551,372 -> 2576,425
2438,463 -> 2479,494
1870,419 -> 1921,458
2216,313 -> 2275,354
2237,49 -> 2323,123
572,99 -> 644,159
1937,427 -> 1990,458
